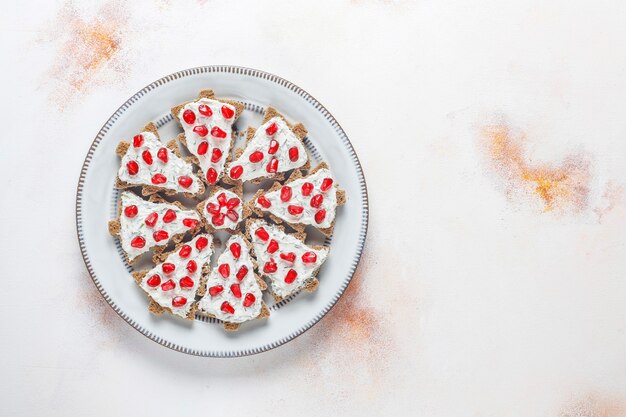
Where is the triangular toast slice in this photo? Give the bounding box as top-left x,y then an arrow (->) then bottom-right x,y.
246,219 -> 329,301
108,191 -> 201,264
197,234 -> 270,331
132,234 -> 214,319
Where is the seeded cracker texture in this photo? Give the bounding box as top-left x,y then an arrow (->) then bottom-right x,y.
197,234 -> 270,331
247,162 -> 346,237
114,122 -> 205,198
107,193 -> 202,265
171,89 -> 245,187
195,182 -> 252,234
131,237 -> 215,320
244,219 -> 323,302
223,107 -> 311,185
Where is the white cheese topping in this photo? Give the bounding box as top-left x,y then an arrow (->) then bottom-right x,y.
118,191 -> 201,261
118,130 -> 201,194
254,168 -> 338,229
248,219 -> 329,299
200,188 -> 243,230
197,235 -> 263,324
177,98 -> 237,184
139,234 -> 213,319
228,117 -> 308,182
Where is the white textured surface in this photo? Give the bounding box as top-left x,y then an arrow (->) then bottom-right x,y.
1,1 -> 626,416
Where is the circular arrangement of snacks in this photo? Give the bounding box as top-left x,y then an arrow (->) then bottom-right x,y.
108,89 -> 345,331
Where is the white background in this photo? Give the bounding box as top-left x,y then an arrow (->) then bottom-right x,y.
2,1 -> 626,416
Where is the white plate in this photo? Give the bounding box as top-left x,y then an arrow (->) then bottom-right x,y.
76,66 -> 368,357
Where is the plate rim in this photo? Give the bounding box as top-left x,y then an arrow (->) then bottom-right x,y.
75,65 -> 369,357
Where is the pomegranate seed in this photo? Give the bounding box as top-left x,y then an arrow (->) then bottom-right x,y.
257,195 -> 271,208
197,141 -> 209,155
249,151 -> 264,163
266,158 -> 278,173
133,134 -> 144,148
182,218 -> 198,228
221,105 -> 235,119
285,269 -> 298,284
302,252 -> 317,263
198,104 -> 212,116
212,213 -> 225,226
211,126 -> 227,138
161,279 -> 175,291
178,176 -> 193,189
142,150 -> 153,165
255,227 -> 269,241
130,236 -> 145,248
153,230 -> 169,242
236,266 -> 248,281
315,210 -> 326,224
179,276 -> 194,288
301,182 -> 314,196
243,293 -> 256,307
226,210 -> 239,222
206,168 -> 218,184
321,178 -> 334,192
263,259 -> 278,273
268,139 -> 279,155
145,212 -> 158,227
179,244 -> 192,258
193,125 -> 209,137
146,274 -> 161,287
217,192 -> 227,206
124,205 -> 138,218
221,301 -> 235,314
230,165 -> 243,179
310,194 -> 324,208
157,147 -> 168,163
163,209 -> 176,223
280,186 -> 292,202
151,173 -> 167,185
172,296 -> 187,307
226,198 -> 240,210
211,147 -> 223,163
162,262 -> 176,274
218,264 -> 230,278
206,202 -> 220,215
288,146 -> 299,162
182,109 -> 196,124
127,161 -> 139,175
280,252 -> 296,263
287,205 -> 304,215
265,122 -> 278,135
230,283 -> 242,298
267,239 -> 279,254
186,260 -> 197,273
209,285 -> 224,296
230,242 -> 241,259
196,236 -> 209,251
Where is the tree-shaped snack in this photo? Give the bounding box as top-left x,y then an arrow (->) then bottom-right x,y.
115,122 -> 204,197
249,162 -> 345,236
197,234 -> 270,331
226,107 -> 309,183
171,89 -> 244,186
132,234 -> 214,320
246,219 -> 329,301
108,191 -> 201,264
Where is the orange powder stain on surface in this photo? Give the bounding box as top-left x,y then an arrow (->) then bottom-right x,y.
294,248 -> 393,388
43,2 -> 130,109
481,124 -> 591,213
559,394 -> 626,417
